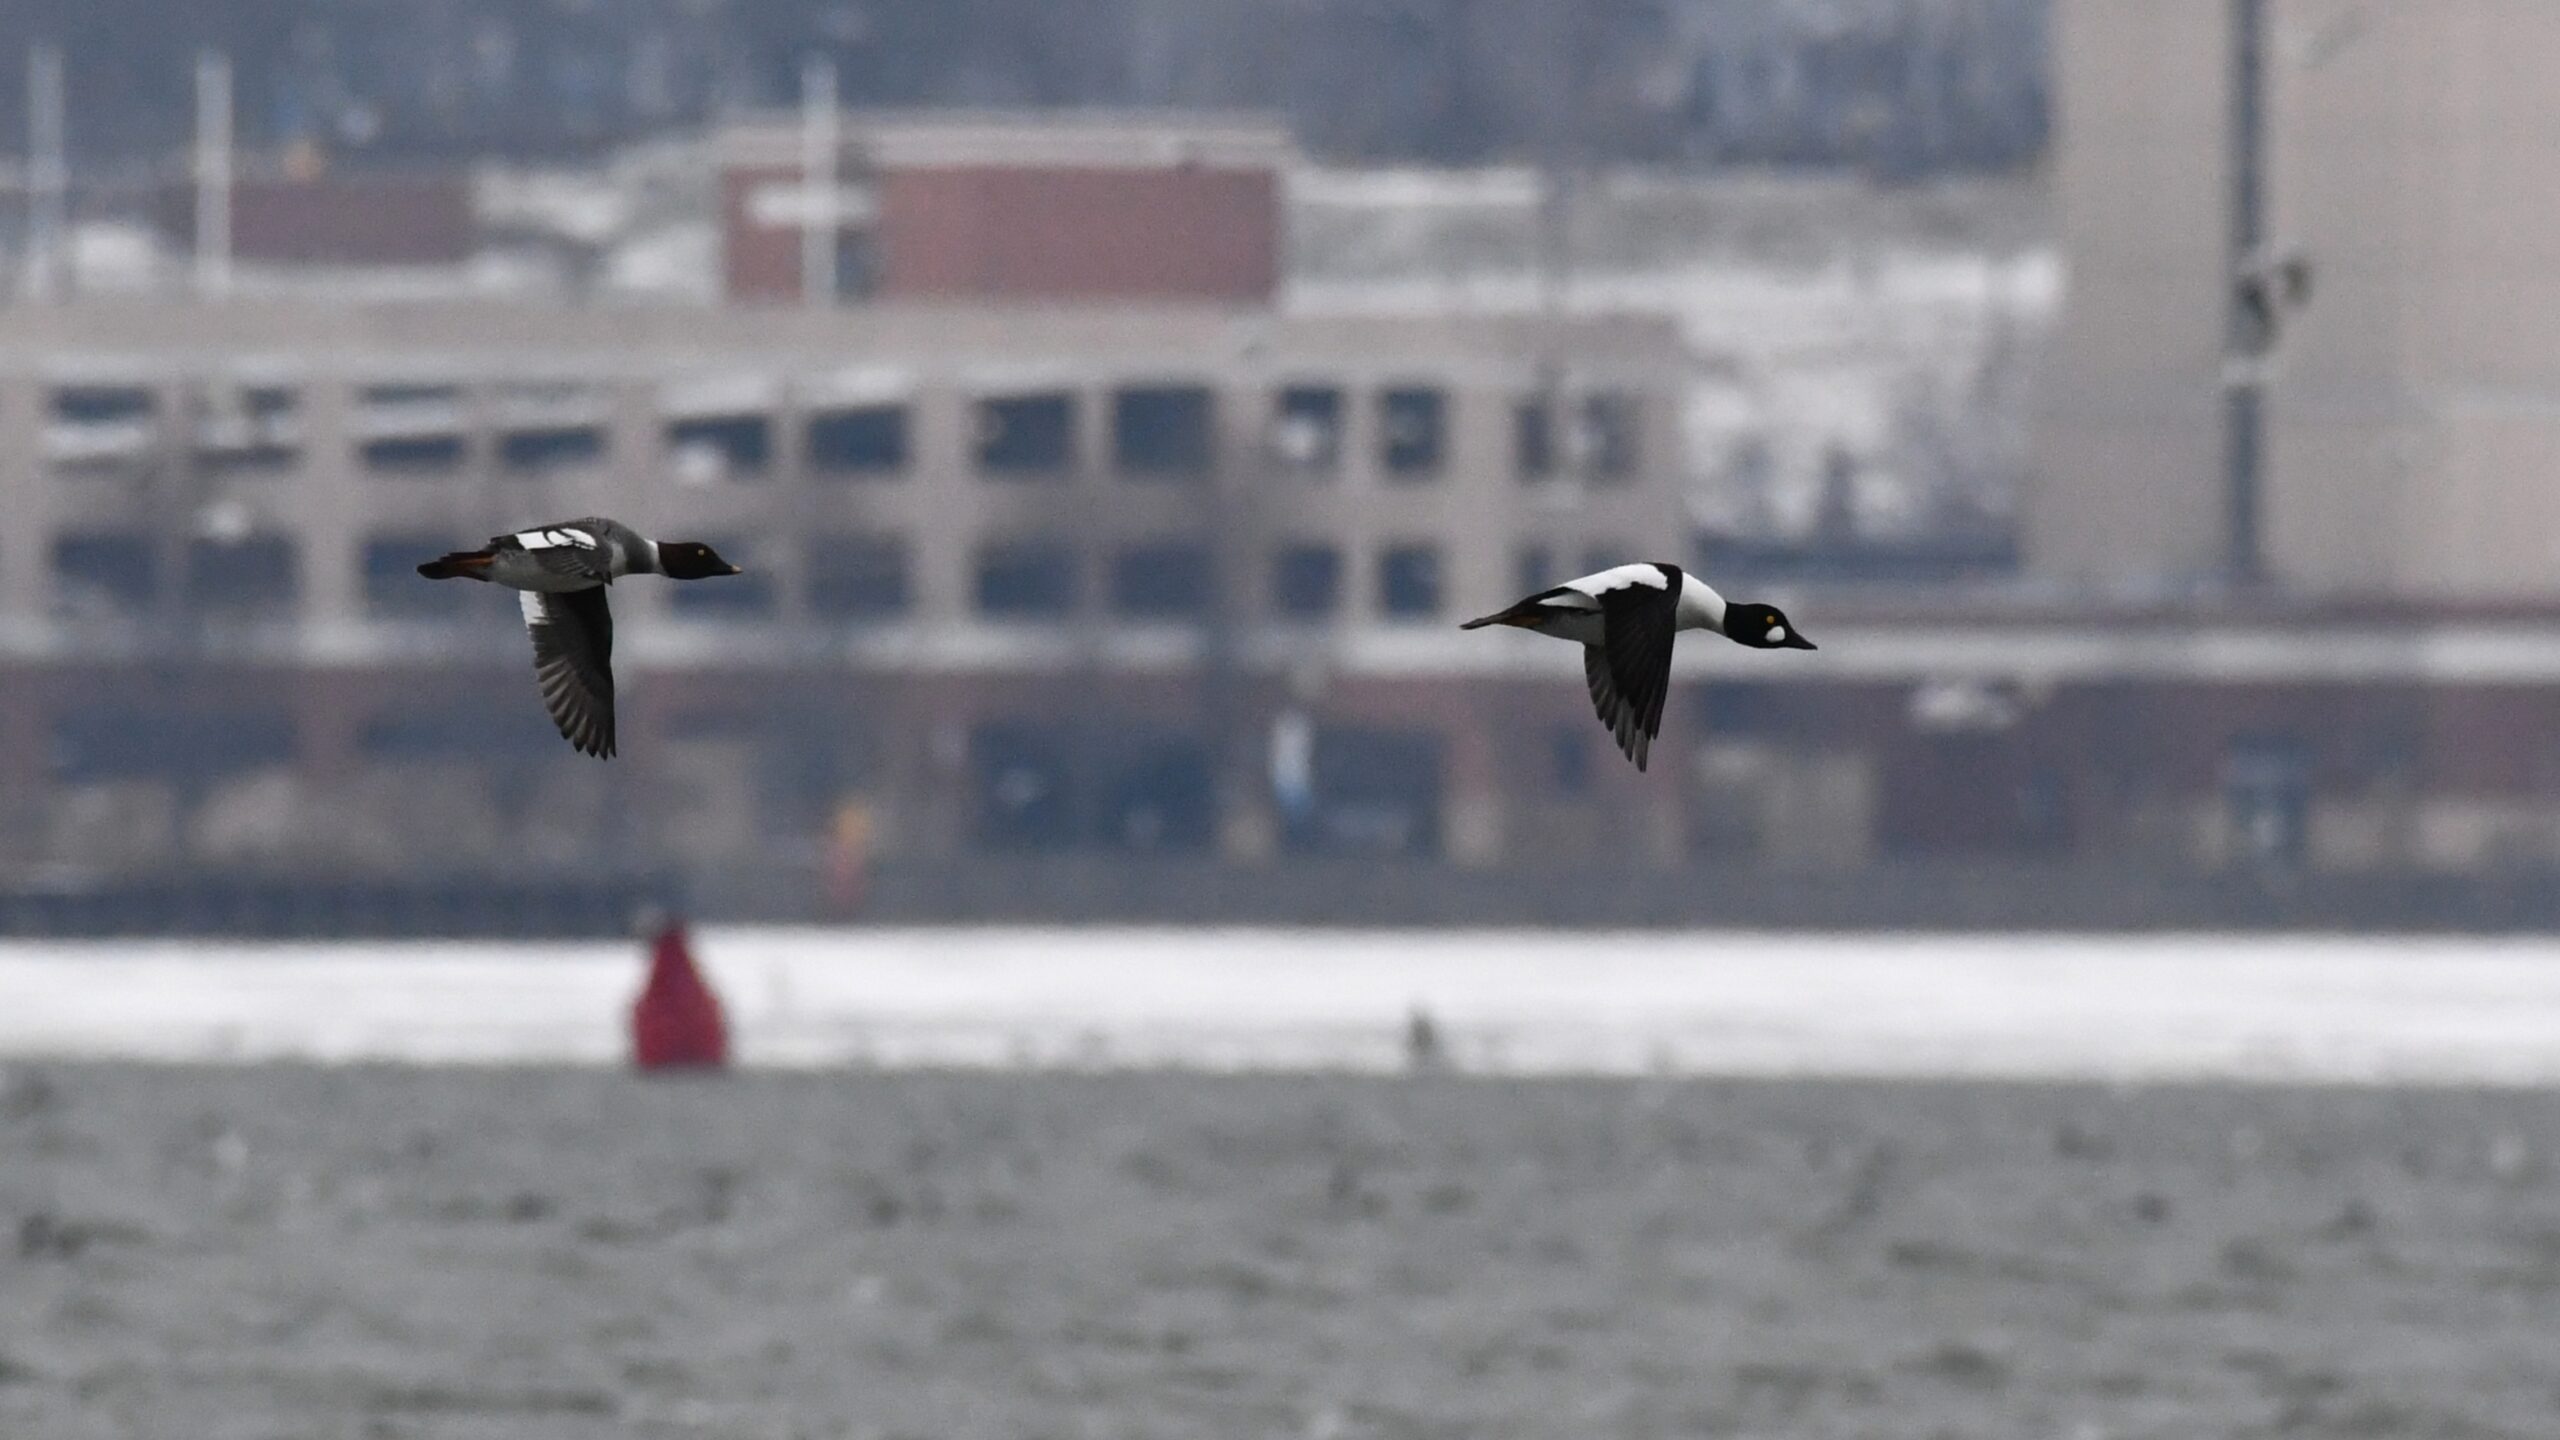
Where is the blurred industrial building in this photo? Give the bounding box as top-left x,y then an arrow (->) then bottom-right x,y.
5,1 -> 2559,931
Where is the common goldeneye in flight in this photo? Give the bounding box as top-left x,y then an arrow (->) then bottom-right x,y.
417,518 -> 742,758
1461,561 -> 1814,771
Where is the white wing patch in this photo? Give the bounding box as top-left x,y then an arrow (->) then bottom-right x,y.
1564,563 -> 1671,599
1538,591 -> 1602,610
519,590 -> 547,624
515,527 -> 597,551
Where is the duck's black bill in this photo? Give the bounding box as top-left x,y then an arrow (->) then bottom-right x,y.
1786,633 -> 1818,650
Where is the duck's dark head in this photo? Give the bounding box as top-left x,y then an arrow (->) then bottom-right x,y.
1724,602 -> 1816,651
658,542 -> 743,580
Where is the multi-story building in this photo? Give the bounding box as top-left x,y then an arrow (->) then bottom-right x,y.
20,83 -> 2560,930
0,297 -> 1689,904
2035,0 -> 2560,601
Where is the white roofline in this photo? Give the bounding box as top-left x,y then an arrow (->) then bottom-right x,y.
721,109 -> 1297,171
19,620 -> 2560,686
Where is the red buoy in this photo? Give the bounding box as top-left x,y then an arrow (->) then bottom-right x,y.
631,915 -> 728,1071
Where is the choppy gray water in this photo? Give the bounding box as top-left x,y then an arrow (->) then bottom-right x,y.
6,1065 -> 2560,1439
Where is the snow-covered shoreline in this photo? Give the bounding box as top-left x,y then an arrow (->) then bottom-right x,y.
10,929 -> 2560,1085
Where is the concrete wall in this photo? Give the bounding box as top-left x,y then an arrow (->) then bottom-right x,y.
2042,0 -> 2560,601
0,299 -> 1683,644
2032,0 -> 2232,592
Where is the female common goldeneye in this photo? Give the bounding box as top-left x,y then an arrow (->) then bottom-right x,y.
417,518 -> 741,758
1460,562 -> 1814,771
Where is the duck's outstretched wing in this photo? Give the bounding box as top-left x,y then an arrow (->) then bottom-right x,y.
520,587 -> 616,758
492,523 -> 617,586
1582,581 -> 1679,771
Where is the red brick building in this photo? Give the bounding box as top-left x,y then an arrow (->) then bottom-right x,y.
719,112 -> 1290,306
156,172 -> 475,268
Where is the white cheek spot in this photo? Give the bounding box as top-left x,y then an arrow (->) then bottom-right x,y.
1767,625 -> 1787,643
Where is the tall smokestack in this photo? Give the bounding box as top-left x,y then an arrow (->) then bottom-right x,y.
194,49 -> 232,300
799,55 -> 838,309
2222,0 -> 2266,586
24,44 -> 66,301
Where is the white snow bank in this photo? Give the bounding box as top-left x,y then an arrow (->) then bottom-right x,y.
8,930 -> 2560,1085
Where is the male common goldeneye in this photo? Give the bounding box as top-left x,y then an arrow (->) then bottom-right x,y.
417,518 -> 742,758
1460,562 -> 1814,772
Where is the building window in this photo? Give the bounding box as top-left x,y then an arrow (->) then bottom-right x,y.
2226,733 -> 2312,868
185,536 -> 301,616
1378,544 -> 1442,619
53,534 -> 158,617
972,722 -> 1077,850
806,405 -> 908,476
500,425 -> 606,474
53,705 -> 295,783
1577,391 -> 1640,480
1284,726 -> 1443,857
976,393 -> 1076,476
1272,544 -> 1341,619
1271,386 -> 1342,472
1516,544 -> 1556,596
1102,736 -> 1215,851
1110,542 -> 1213,618
1514,397 -> 1556,480
357,383 -> 468,476
666,414 -> 773,482
193,383 -> 299,477
1380,386 -> 1446,478
492,383 -> 602,476
807,535 -> 911,619
666,538 -> 772,616
975,541 -> 1079,617
364,534 -> 472,617
52,385 -> 155,425
362,382 -> 461,409
362,706 -> 555,761
1113,385 -> 1214,480
1551,726 -> 1594,795
47,385 -> 158,473
1697,685 -> 1780,737
363,434 -> 467,474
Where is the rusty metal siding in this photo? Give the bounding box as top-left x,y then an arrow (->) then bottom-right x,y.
161,175 -> 475,266
876,165 -> 1277,303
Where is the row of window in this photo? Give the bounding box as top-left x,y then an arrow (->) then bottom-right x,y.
42,703 -> 1468,860
43,382 -> 1643,484
52,534 -> 1640,624
959,541 -> 1444,619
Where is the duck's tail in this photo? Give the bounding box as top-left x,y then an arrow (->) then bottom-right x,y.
1459,603 -> 1538,630
417,549 -> 495,580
